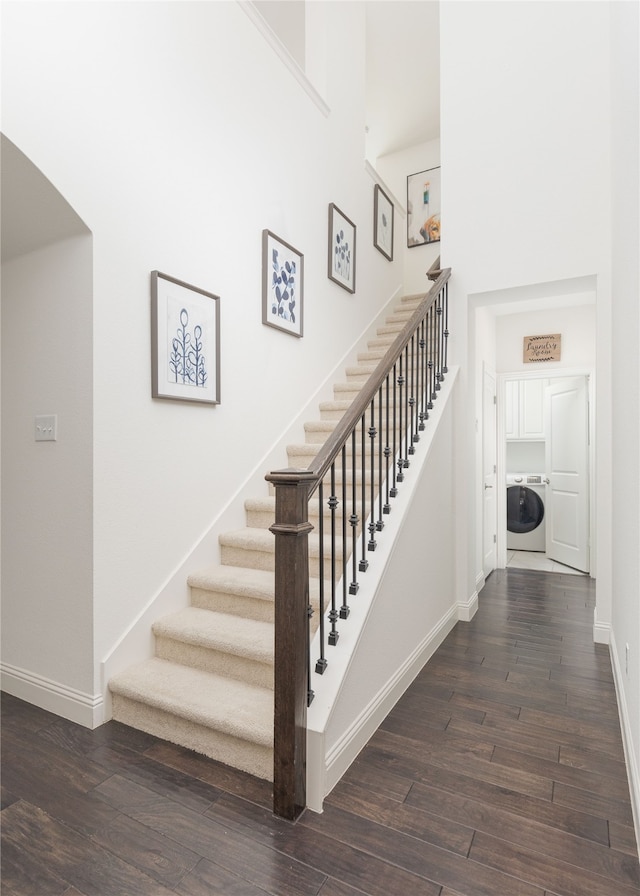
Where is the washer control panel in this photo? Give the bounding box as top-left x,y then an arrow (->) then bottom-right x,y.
506,473 -> 545,485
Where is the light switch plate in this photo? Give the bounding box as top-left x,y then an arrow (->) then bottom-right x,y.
35,415 -> 57,441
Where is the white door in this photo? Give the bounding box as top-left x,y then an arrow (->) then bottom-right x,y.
482,366 -> 497,577
545,377 -> 590,572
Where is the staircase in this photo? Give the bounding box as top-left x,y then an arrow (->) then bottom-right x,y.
109,291 -> 427,781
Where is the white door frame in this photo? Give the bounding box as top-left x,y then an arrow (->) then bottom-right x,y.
482,364 -> 498,578
496,366 -> 596,576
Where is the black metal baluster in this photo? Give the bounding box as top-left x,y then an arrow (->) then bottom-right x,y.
307,609 -> 315,703
349,430 -> 358,593
384,373 -> 392,513
368,399 -> 377,551
419,318 -> 428,429
402,345 -> 410,470
359,412 -> 368,572
328,463 -> 339,646
390,362 -> 399,497
409,333 -> 417,453
377,386 -> 384,529
435,294 -> 442,393
340,445 -> 350,618
442,281 -> 449,376
315,480 -> 327,674
396,353 -> 405,484
429,305 -> 435,406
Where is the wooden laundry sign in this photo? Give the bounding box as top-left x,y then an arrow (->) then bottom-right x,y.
523,333 -> 561,363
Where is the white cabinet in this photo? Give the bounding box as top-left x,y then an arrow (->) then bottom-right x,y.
505,379 -> 547,440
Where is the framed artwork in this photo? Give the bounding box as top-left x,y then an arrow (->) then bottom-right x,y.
407,166 -> 441,247
262,229 -> 304,337
373,184 -> 394,261
327,203 -> 356,293
151,271 -> 220,404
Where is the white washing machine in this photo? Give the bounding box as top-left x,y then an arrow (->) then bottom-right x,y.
506,473 -> 546,552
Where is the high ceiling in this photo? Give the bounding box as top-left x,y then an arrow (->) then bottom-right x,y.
365,1 -> 440,160
1,2 -> 441,262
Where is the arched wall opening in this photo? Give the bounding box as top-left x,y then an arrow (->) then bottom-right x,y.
1,135 -> 97,725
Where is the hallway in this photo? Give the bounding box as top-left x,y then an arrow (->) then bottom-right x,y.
2,568 -> 639,895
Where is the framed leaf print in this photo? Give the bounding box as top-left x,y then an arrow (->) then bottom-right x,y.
373,184 -> 394,261
151,271 -> 220,404
327,203 -> 356,293
262,230 -> 304,337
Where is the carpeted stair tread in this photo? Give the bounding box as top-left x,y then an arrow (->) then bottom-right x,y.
110,657 -> 273,746
220,526 -> 344,558
153,608 -> 274,664
357,349 -> 386,362
345,363 -> 378,378
377,322 -> 405,335
304,420 -> 338,440
319,399 -> 354,419
245,495 -> 342,528
219,527 -> 277,554
187,564 -> 275,601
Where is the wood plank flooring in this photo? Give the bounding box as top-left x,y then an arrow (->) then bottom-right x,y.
2,567 -> 639,895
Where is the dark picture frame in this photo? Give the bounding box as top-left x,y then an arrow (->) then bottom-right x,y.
327,203 -> 356,293
151,271 -> 220,404
407,166 -> 441,247
262,229 -> 304,337
373,184 -> 394,261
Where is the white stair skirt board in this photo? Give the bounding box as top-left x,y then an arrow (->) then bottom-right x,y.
109,288 -> 457,794
305,368 -> 460,813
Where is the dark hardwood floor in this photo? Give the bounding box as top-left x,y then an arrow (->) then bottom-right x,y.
2,567 -> 639,895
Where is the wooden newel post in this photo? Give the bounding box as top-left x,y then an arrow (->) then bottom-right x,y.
265,468 -> 315,821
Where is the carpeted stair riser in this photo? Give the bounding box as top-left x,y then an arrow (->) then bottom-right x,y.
319,400 -> 354,421
266,470 -> 384,502
155,635 -> 273,689
153,608 -> 274,689
187,565 -> 321,626
246,497 -> 352,531
112,693 -> 273,780
287,431 -> 424,468
219,529 -> 345,581
110,658 -> 273,779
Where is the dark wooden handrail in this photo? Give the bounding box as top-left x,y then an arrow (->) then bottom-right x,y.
308,267 -> 450,491
267,265 -> 451,820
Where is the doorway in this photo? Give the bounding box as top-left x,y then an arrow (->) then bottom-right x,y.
497,371 -> 593,576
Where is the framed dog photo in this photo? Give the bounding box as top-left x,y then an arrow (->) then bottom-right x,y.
407,166 -> 441,247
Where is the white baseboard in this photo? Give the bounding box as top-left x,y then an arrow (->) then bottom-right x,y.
593,608 -> 611,644
609,632 -> 640,857
458,589 -> 479,622
1,662 -> 104,728
306,604 -> 458,814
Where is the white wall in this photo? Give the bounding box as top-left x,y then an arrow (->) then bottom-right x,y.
610,0 -> 640,840
440,0 -> 612,631
1,1 -> 404,716
1,234 -> 94,717
375,139 -> 441,295
495,305 -> 596,373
